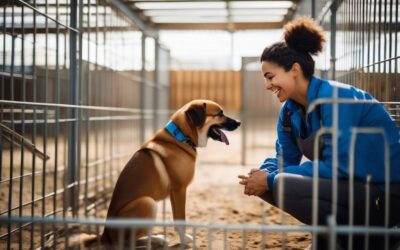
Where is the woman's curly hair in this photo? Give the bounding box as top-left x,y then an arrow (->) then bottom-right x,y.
260,17 -> 326,79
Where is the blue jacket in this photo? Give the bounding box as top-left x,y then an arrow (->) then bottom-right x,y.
260,76 -> 400,191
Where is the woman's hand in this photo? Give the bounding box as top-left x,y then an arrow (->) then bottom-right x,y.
238,168 -> 258,185
238,169 -> 269,196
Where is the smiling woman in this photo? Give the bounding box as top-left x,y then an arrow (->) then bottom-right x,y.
239,16 -> 400,250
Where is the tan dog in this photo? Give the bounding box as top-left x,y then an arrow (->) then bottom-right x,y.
82,99 -> 240,248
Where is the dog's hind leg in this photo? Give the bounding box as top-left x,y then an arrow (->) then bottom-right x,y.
107,196 -> 161,247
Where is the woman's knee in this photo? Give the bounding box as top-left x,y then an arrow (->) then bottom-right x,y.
257,173 -> 304,206
272,173 -> 313,201
272,173 -> 316,224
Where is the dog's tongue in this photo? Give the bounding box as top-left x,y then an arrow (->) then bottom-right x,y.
213,127 -> 229,145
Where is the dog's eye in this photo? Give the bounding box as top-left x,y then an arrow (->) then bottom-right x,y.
218,111 -> 224,117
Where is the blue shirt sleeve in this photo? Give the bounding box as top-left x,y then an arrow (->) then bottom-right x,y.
259,155 -> 278,173
259,105 -> 303,190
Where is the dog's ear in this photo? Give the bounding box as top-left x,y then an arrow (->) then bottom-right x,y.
185,103 -> 206,128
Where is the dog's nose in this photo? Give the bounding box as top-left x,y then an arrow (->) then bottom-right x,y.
224,118 -> 241,130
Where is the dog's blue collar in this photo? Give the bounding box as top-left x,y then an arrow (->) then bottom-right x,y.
165,120 -> 196,148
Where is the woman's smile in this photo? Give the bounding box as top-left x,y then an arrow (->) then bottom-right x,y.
272,87 -> 282,97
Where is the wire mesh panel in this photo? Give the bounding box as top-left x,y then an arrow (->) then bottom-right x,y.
1,0 -> 400,249
291,0 -> 400,249
383,102 -> 400,128
154,44 -> 171,131
0,0 -> 169,249
334,0 -> 399,103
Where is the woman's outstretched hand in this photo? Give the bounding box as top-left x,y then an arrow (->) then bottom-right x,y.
238,169 -> 268,196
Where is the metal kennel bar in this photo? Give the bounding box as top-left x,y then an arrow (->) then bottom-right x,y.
3,215 -> 400,249
307,96 -> 399,250
2,98 -> 396,250
314,0 -> 400,246
1,0 -> 400,249
239,0 -> 400,248
0,0 -> 170,249
240,65 -> 400,250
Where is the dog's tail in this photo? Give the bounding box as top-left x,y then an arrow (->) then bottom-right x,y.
69,233 -> 100,248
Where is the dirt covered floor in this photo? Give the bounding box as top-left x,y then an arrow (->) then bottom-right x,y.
1,128 -> 312,249
157,163 -> 312,250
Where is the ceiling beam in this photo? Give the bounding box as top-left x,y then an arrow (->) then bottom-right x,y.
110,0 -> 157,37
126,0 -> 292,2
3,26 -> 139,34
5,22 -> 396,34
154,21 -> 284,30
283,0 -> 299,23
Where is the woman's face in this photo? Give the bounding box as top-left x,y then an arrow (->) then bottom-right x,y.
261,61 -> 296,103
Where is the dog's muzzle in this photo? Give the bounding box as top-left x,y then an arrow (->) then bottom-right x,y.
208,117 -> 241,145
222,117 -> 241,131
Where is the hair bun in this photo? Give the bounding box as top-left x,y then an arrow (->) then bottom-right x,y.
284,16 -> 326,56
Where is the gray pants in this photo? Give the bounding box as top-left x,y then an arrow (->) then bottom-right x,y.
259,173 -> 400,250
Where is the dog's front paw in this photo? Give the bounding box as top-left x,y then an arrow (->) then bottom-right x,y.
137,234 -> 168,248
151,234 -> 168,245
169,234 -> 193,249
182,233 -> 193,244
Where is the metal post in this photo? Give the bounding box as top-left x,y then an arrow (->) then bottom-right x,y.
395,0 -> 398,102
328,215 -> 336,250
140,34 -> 146,143
330,1 -> 338,80
41,0 -> 49,246
84,0 -> 91,218
18,5 -> 26,249
7,7 -> 16,250
30,2 -> 38,248
312,0 -> 316,18
0,4 -> 5,184
75,0 -> 84,218
230,30 -> 234,70
67,0 -> 79,216
240,57 -> 247,165
153,38 -> 159,133
53,0 -> 61,246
